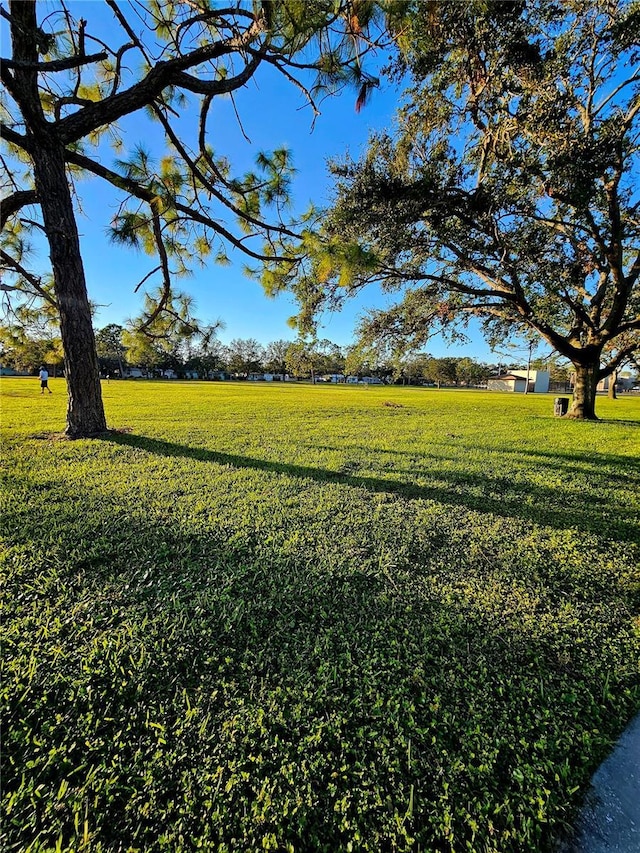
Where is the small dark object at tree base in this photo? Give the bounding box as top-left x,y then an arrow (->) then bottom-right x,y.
554,397 -> 569,417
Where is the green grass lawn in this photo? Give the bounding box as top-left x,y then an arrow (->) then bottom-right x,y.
2,378 -> 639,853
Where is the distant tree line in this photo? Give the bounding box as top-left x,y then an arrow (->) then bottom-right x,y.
1,319 -> 583,387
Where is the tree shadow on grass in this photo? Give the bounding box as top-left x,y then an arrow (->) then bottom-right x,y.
485,445 -> 640,484
591,418 -> 640,428
3,467 -> 639,853
98,432 -> 639,543
6,425 -> 640,853
312,441 -> 640,487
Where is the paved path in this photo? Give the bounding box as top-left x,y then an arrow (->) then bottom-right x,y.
563,712 -> 640,852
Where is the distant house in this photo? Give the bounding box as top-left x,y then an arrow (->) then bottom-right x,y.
123,367 -> 146,379
487,370 -> 550,393
487,374 -> 528,393
162,369 -> 178,379
324,374 -> 345,383
247,372 -> 265,381
593,373 -> 635,392
263,373 -> 285,382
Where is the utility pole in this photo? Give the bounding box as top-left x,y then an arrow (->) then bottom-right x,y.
524,339 -> 533,394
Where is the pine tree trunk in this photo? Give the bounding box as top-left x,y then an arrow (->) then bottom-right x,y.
8,0 -> 104,435
31,137 -> 107,437
567,361 -> 599,419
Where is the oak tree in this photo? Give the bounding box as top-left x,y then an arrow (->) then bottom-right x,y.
272,0 -> 640,418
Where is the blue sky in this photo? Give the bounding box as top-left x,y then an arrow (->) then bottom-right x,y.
9,1 -> 500,362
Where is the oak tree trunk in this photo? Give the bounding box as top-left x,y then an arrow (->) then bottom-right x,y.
608,369 -> 618,400
32,137 -> 107,437
567,361 -> 599,420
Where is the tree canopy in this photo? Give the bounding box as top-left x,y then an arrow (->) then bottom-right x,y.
270,0 -> 640,418
1,0 -> 386,435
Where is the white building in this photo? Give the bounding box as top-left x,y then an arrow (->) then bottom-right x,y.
511,370 -> 550,393
487,370 -> 550,393
487,374 -> 529,393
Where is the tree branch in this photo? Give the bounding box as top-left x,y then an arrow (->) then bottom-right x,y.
63,148 -> 296,264
1,188 -> 38,229
136,209 -> 172,332
0,60 -> 18,99
0,124 -> 31,153
625,249 -> 640,289
133,265 -> 162,294
0,248 -> 56,305
197,94 -> 235,191
0,51 -> 108,71
593,69 -> 640,118
614,318 -> 640,335
104,0 -> 154,66
57,14 -> 265,146
150,102 -> 299,239
599,342 -> 640,378
171,52 -> 263,96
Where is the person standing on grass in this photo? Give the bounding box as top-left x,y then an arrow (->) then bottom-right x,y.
38,366 -> 52,394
